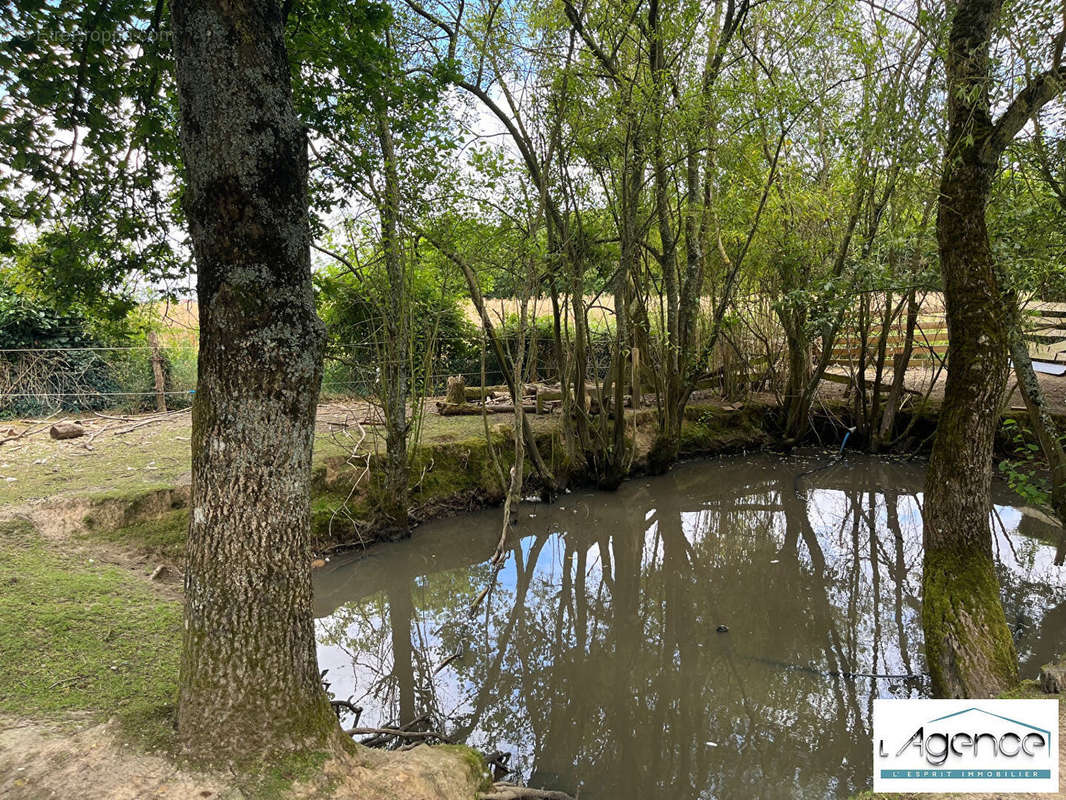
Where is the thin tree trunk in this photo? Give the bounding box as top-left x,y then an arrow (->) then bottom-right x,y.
780,314 -> 810,441
147,330 -> 167,412
420,230 -> 556,489
376,111 -> 410,530
171,0 -> 340,762
874,288 -> 918,451
1009,319 -> 1066,558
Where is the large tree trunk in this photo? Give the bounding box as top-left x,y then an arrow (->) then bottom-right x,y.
172,0 -> 340,762
922,0 -> 1018,697
922,0 -> 1065,695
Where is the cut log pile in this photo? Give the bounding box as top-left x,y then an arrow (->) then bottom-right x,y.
434,375 -> 623,416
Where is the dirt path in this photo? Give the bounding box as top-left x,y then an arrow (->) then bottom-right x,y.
0,715 -> 483,800
821,362 -> 1066,418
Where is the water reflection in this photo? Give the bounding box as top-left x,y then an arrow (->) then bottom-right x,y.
313,453 -> 1066,800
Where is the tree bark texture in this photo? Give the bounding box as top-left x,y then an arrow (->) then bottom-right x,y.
171,0 -> 339,762
922,0 -> 1018,698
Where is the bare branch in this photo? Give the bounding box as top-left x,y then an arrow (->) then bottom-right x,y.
987,58 -> 1066,159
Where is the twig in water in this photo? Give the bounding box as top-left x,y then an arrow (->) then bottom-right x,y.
433,642 -> 464,675
469,561 -> 503,618
344,726 -> 453,745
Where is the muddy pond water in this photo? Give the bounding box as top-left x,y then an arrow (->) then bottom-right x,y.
313,452 -> 1066,800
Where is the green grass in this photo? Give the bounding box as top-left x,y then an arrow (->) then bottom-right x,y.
230,750 -> 338,800
0,421 -> 192,505
85,508 -> 190,565
0,521 -> 181,736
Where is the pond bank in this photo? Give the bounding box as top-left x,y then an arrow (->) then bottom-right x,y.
3,392 -> 1059,582
1,396 -> 1060,799
0,399 -> 772,799
313,453 -> 1066,799
0,398 -> 778,573
0,516 -> 491,799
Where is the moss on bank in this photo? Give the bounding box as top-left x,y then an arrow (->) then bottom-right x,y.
436,744 -> 492,792
680,401 -> 772,455
30,400 -> 780,566
81,506 -> 190,566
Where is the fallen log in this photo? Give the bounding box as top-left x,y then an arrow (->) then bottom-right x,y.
822,371 -> 920,396
485,403 -> 538,414
50,421 -> 86,440
465,387 -> 500,402
459,383 -> 510,398
437,399 -> 551,415
534,387 -> 561,413
437,401 -> 484,416
480,784 -> 575,800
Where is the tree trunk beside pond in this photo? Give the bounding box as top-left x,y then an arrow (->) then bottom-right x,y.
922,0 -> 1019,699
376,111 -> 410,531
923,0 -> 1066,696
922,142 -> 1018,698
171,0 -> 341,763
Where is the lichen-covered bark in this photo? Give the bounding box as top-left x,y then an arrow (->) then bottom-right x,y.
171,0 -> 340,762
922,0 -> 1018,698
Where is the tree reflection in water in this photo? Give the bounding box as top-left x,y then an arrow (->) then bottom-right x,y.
313,454 -> 1066,800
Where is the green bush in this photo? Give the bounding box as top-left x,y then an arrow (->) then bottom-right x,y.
315,262 -> 480,398
0,279 -> 180,416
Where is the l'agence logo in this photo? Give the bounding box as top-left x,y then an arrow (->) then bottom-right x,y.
873,699 -> 1059,793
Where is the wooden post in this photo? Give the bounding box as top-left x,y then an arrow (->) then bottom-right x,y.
148,331 -> 167,412
445,375 -> 466,406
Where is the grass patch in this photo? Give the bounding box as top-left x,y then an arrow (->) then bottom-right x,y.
679,403 -> 770,454
245,750 -> 339,800
85,507 -> 190,565
0,422 -> 192,505
0,521 -> 181,739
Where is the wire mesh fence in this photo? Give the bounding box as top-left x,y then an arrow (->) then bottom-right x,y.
3,291 -> 973,418
0,335 -> 566,418
0,343 -> 199,417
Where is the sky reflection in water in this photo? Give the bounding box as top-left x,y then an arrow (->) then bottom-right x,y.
313,453 -> 1066,800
